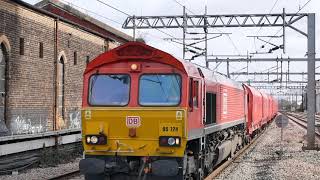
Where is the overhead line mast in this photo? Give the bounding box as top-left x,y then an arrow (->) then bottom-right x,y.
122,10 -> 317,150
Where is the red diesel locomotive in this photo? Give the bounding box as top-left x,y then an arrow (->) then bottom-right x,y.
79,42 -> 278,180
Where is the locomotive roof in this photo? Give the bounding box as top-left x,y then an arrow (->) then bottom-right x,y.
85,41 -> 246,90
198,66 -> 243,90
85,42 -> 201,78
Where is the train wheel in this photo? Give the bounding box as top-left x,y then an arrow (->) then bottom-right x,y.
195,156 -> 204,180
195,169 -> 204,180
245,135 -> 251,145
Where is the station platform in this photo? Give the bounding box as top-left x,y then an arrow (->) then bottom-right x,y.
0,129 -> 81,156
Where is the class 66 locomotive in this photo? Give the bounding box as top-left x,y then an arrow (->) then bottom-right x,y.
79,42 -> 278,180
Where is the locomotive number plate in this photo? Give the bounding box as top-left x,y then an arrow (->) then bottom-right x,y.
162,126 -> 179,132
126,116 -> 141,128
159,123 -> 182,136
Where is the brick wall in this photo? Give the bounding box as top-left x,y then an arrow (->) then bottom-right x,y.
0,0 -> 122,135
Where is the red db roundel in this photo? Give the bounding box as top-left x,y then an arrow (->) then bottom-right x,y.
126,116 -> 141,128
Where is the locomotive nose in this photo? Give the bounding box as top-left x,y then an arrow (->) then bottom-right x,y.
81,108 -> 186,157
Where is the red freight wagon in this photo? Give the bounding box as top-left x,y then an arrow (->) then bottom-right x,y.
260,92 -> 269,125
273,97 -> 278,117
211,75 -> 245,125
196,68 -> 246,128
268,95 -> 273,122
243,84 -> 263,135
270,96 -> 276,121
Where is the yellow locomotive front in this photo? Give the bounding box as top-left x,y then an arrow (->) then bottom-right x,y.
79,42 -> 190,180
82,108 -> 186,157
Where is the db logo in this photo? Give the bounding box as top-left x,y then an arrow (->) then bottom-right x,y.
126,116 -> 141,128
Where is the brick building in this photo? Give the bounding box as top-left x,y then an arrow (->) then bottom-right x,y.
0,0 -> 131,136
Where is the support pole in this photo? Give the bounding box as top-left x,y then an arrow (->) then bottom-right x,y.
306,13 -> 316,149
227,61 -> 230,78
205,6 -> 208,68
296,92 -> 298,111
282,8 -> 286,54
280,60 -> 283,88
133,15 -> 136,41
183,6 -> 186,60
290,94 -> 292,110
287,61 -> 289,88
246,61 -> 249,84
277,61 -> 279,80
54,19 -> 59,132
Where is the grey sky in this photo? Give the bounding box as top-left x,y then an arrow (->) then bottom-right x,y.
24,0 -> 320,97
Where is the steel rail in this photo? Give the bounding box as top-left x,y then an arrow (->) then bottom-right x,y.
283,112 -> 320,139
49,127 -> 271,180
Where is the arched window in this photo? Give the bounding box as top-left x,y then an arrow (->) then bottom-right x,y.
57,56 -> 65,119
0,43 -> 8,133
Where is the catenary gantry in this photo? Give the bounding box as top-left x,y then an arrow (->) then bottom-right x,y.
122,10 -> 317,149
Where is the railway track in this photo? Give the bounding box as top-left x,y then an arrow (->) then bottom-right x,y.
284,112 -> 320,125
205,125 -> 269,180
48,170 -> 80,180
49,123 -> 275,180
284,112 -> 320,139
48,129 -> 268,180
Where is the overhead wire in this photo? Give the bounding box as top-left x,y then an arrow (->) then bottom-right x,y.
64,0 -> 167,45
59,0 -> 122,25
58,0 -> 181,51
96,0 -> 176,39
253,0 -> 280,55
226,34 -> 241,55
94,0 -> 184,52
171,0 -> 211,63
172,0 -> 241,60
177,1 -> 241,72
297,0 -> 312,13
172,0 -> 196,14
233,66 -> 249,80
247,0 -> 280,85
256,0 -> 280,35
96,0 -> 130,16
253,0 -> 313,87
170,0 -> 202,42
259,0 -> 313,50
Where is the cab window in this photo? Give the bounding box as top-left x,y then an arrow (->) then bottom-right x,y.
189,79 -> 199,108
139,74 -> 181,106
88,74 -> 130,106
193,81 -> 199,107
206,92 -> 216,124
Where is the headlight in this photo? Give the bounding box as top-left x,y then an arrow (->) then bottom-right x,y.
159,136 -> 181,147
90,136 -> 98,144
85,135 -> 107,145
86,136 -> 91,143
167,137 -> 176,146
175,138 -> 180,145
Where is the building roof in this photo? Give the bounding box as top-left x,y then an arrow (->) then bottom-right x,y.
35,0 -> 132,43
12,0 -> 132,43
